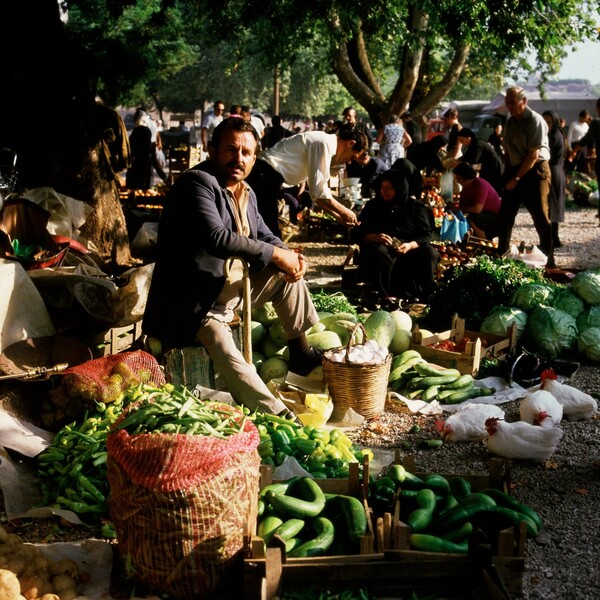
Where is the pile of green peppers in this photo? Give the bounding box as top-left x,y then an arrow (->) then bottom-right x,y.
249,411 -> 373,478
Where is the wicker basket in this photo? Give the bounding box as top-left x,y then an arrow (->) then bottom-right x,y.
322,323 -> 391,419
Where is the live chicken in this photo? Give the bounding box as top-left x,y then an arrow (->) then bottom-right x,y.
485,417 -> 563,462
540,369 -> 598,421
436,403 -> 505,442
519,389 -> 563,428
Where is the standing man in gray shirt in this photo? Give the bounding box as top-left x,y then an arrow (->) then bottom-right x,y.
499,86 -> 555,268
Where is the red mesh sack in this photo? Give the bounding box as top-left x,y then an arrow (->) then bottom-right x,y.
47,350 -> 165,426
107,402 -> 260,600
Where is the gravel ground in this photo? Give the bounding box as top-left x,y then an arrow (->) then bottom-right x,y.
294,204 -> 600,599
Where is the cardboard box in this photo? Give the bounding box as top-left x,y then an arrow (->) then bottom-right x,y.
410,313 -> 517,375
86,321 -> 144,358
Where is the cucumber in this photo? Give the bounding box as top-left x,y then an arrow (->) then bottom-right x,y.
407,488 -> 437,532
401,470 -> 425,490
423,474 -> 451,497
441,521 -> 474,542
449,477 -> 472,502
442,386 -> 479,405
461,492 -> 497,507
387,464 -> 406,484
284,537 -> 303,553
259,477 -> 300,497
326,494 -> 368,546
273,518 -> 306,541
410,533 -> 468,554
265,477 -> 326,518
439,374 -> 474,390
257,515 -> 284,543
421,385 -> 441,402
389,357 -> 425,383
414,362 -> 461,378
287,517 -> 336,557
479,488 -> 543,532
392,349 -> 423,369
409,374 -> 460,390
430,501 -> 496,534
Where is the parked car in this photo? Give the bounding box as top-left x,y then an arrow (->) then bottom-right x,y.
426,118 -> 448,141
470,113 -> 505,141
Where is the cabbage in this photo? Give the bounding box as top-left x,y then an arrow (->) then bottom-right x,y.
577,327 -> 600,362
549,287 -> 585,318
480,306 -> 528,340
511,283 -> 557,312
571,269 -> 600,305
523,305 -> 578,359
576,305 -> 600,334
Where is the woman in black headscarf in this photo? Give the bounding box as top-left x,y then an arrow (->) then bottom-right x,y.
349,169 -> 438,302
542,110 -> 566,248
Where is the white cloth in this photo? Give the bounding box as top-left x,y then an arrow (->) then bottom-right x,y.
201,111 -> 224,143
259,131 -> 338,201
567,121 -> 589,147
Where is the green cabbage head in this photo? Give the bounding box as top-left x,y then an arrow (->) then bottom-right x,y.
523,305 -> 578,359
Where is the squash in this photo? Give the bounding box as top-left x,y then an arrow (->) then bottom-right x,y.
364,310 -> 396,350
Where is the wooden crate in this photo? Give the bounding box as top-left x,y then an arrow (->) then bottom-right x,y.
410,313 -> 518,375
373,453 -> 525,599
245,463 -> 376,598
86,321 -> 144,358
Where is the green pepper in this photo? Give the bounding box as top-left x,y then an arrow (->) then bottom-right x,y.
257,438 -> 274,458
323,444 -> 342,460
276,423 -> 297,440
308,449 -> 327,470
309,429 -> 330,444
274,450 -> 290,466
291,437 -> 319,455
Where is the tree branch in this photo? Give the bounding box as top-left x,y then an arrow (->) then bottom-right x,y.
412,42 -> 471,118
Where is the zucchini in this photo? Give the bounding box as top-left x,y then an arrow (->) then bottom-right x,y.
479,488 -> 543,532
265,477 -> 326,518
414,362 -> 461,378
410,533 -> 468,554
259,477 -> 300,497
326,494 -> 368,546
430,501 -> 496,534
461,492 -> 497,507
442,386 -> 480,405
401,471 -> 426,490
287,517 -> 336,557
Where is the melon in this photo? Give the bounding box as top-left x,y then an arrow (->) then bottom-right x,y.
251,302 -> 278,326
261,336 -> 287,358
258,356 -> 289,382
269,320 -> 287,347
327,319 -> 363,346
389,327 -> 412,355
307,330 -> 343,350
320,312 -> 358,328
251,321 -> 267,346
308,321 -> 327,335
390,310 -> 413,333
364,310 -> 396,350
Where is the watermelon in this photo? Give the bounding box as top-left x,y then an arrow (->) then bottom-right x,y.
364,310 -> 396,350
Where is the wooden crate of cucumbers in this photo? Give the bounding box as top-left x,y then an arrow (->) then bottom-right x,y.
371,453 -> 531,599
409,313 -> 518,378
244,463 -> 378,598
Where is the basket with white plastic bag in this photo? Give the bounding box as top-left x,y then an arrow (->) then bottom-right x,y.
322,322 -> 392,419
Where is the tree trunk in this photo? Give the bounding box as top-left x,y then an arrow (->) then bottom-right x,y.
0,0 -> 135,268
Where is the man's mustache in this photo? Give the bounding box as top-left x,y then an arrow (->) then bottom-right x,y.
226,161 -> 245,170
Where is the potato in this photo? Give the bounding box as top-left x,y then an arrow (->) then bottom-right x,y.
5,534 -> 23,545
5,558 -> 27,577
0,568 -> 22,600
58,588 -> 78,600
48,558 -> 79,579
0,525 -> 8,544
19,574 -> 51,600
51,573 -> 77,592
39,595 -> 60,600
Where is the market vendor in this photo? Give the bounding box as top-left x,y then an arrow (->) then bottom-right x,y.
348,169 -> 438,303
245,122 -> 369,236
143,117 -> 322,419
453,162 -> 502,240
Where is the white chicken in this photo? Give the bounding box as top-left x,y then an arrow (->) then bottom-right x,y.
540,368 -> 598,421
485,417 -> 563,462
436,403 -> 505,442
519,389 -> 563,428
